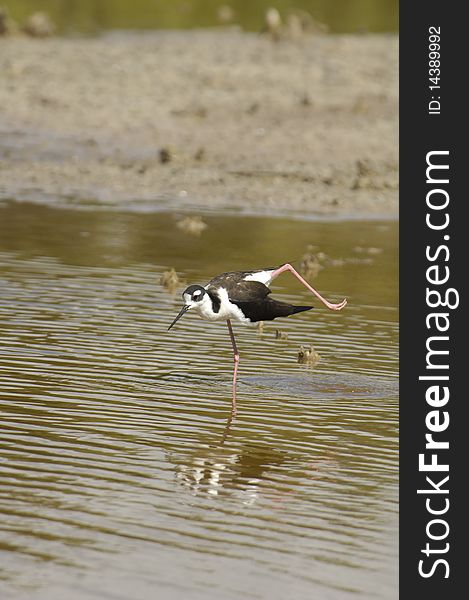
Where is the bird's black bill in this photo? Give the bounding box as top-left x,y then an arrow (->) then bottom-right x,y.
168,305 -> 190,331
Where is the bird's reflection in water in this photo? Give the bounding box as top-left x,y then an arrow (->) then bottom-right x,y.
172,410 -> 340,506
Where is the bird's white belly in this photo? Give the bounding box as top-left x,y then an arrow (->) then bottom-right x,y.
197,287 -> 250,323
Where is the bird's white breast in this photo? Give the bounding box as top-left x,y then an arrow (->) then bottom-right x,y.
197,287 -> 250,323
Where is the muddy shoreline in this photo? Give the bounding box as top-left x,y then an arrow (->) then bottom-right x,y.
0,29 -> 397,218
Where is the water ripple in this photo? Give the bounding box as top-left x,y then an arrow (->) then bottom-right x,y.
0,206 -> 397,600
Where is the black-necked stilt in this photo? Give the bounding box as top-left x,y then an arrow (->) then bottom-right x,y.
168,263 -> 347,414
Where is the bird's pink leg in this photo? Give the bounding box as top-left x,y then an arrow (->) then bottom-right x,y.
226,319 -> 239,415
271,263 -> 347,310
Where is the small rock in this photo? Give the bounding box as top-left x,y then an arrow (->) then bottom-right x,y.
300,245 -> 323,279
357,159 -> 372,177
159,147 -> 174,164
297,345 -> 320,366
160,268 -> 182,293
262,7 -> 327,41
23,12 -> 55,37
176,216 -> 207,236
285,13 -> 303,40
0,6 -> 18,35
246,102 -> 260,115
217,5 -> 235,24
352,159 -> 374,189
194,106 -> 208,119
274,329 -> 288,340
286,9 -> 328,36
263,7 -> 282,40
194,147 -> 205,161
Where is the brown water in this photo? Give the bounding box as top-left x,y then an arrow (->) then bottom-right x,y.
8,0 -> 397,34
0,201 -> 398,600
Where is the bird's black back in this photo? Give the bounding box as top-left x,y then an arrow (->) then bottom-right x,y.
206,270 -> 274,292
232,297 -> 313,322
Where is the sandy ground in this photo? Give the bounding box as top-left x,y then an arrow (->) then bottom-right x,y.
0,29 -> 398,217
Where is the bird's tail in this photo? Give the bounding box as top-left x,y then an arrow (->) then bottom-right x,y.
291,305 -> 314,315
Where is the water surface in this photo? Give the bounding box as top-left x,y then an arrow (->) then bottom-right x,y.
8,0 -> 398,34
0,201 -> 398,599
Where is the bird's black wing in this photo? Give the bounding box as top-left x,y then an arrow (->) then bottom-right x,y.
206,271 -> 245,288
206,268 -> 277,290
225,280 -> 271,303
232,297 -> 312,322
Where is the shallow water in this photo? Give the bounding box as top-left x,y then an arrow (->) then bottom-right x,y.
8,0 -> 397,34
0,201 -> 397,600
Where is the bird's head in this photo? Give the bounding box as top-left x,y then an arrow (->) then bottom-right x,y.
167,285 -> 208,330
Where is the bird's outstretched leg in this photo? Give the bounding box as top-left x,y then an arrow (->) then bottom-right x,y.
271,263 -> 347,310
226,319 -> 239,415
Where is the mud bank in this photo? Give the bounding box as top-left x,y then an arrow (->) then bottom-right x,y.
0,29 -> 397,217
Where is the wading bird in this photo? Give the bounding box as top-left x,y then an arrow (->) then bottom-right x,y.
168,263 -> 347,414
